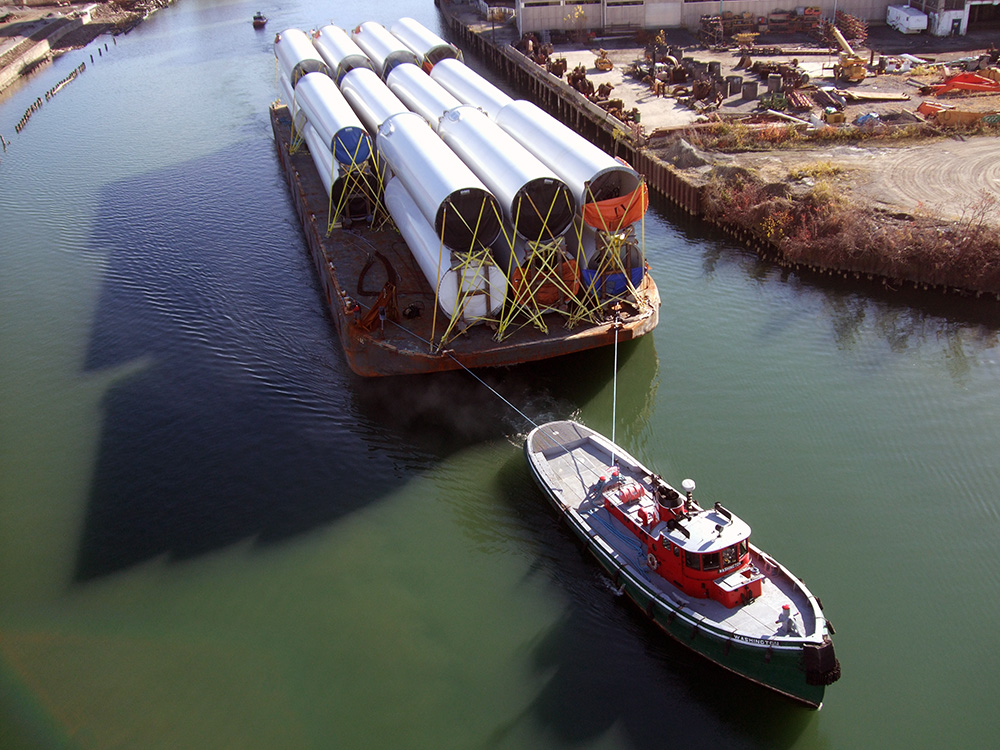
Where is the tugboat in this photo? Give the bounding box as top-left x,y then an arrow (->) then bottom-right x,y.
525,420 -> 840,708
253,12 -> 268,29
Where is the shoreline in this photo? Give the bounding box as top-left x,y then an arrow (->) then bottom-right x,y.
0,0 -> 170,97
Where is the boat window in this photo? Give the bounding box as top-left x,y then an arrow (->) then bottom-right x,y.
684,551 -> 700,570
739,540 -> 748,557
721,545 -> 739,567
703,553 -> 720,571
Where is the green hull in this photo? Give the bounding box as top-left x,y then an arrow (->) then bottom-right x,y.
607,548 -> 828,708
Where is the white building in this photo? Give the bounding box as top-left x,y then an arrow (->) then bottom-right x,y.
908,0 -> 1000,36
510,0 -> 1000,37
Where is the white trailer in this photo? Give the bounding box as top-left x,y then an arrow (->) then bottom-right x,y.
886,5 -> 928,34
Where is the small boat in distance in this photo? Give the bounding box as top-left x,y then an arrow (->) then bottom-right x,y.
253,12 -> 268,29
524,420 -> 841,708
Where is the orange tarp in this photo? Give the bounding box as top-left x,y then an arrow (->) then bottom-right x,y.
582,182 -> 649,231
509,259 -> 580,307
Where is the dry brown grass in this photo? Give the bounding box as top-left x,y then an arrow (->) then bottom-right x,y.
701,174 -> 1000,294
684,118 -> 1000,153
788,161 -> 843,181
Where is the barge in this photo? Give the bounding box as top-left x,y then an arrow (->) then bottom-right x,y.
269,21 -> 661,378
271,103 -> 658,377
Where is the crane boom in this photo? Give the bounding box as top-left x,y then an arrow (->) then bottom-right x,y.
830,26 -> 855,56
829,24 -> 866,82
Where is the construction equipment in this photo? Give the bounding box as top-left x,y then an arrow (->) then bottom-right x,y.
923,72 -> 1000,96
594,49 -> 613,71
750,60 -> 810,88
830,26 -> 867,83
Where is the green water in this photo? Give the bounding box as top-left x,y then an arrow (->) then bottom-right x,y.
2,1 -> 1000,748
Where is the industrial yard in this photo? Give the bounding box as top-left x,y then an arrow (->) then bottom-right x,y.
547,27 -> 1000,227
0,0 -> 168,96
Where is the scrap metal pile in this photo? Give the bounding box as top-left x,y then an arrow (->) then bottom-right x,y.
665,34 -> 999,131
514,35 -> 639,125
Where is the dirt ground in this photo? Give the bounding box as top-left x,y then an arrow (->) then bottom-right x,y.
705,137 -> 1000,226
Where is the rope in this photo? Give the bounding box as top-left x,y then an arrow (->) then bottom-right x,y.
590,512 -> 644,555
611,317 -> 618,467
446,356 -> 540,430
589,511 -> 650,581
346,289 -> 540,430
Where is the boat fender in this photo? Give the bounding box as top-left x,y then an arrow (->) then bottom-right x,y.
803,638 -> 841,685
646,552 -> 659,570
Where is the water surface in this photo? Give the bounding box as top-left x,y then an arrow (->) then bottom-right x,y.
2,2 -> 999,747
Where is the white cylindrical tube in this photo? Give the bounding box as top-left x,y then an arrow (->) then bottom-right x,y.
274,28 -> 330,86
384,177 -> 506,322
278,74 -> 308,135
429,58 -> 512,120
313,24 -> 376,84
390,17 -> 462,70
339,67 -> 410,135
385,62 -> 462,131
301,121 -> 336,196
495,99 -> 642,211
437,106 -> 574,241
351,21 -> 419,79
377,111 -> 502,251
294,72 -> 373,168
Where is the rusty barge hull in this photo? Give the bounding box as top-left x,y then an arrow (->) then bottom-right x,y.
270,103 -> 660,377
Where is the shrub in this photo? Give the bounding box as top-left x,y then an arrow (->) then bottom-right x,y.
701,173 -> 1000,294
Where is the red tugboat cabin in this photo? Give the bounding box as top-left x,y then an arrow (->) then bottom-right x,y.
600,473 -> 764,608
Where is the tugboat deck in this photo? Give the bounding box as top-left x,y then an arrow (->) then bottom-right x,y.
530,422 -> 819,641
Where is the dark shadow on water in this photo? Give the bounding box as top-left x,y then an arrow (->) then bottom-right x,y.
351,336 -> 650,456
490,451 -> 825,750
75,138 -> 403,581
74,135 -> 651,583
